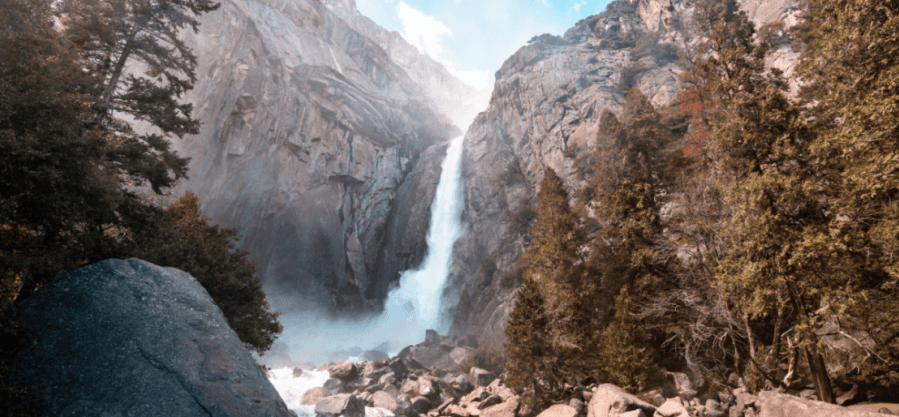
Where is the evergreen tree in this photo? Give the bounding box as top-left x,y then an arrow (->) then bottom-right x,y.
793,0 -> 899,391
503,279 -> 551,410
598,287 -> 650,392
133,193 -> 283,353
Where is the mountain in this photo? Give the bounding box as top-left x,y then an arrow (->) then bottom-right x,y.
172,0 -> 476,314
445,0 -> 800,346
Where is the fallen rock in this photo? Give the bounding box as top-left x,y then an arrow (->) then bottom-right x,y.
316,394 -> 365,417
410,395 -> 434,414
653,398 -> 689,417
364,350 -> 391,362
479,394 -> 503,409
451,374 -> 475,393
619,411 -> 646,417
570,398 -> 586,414
14,259 -> 293,417
663,372 -> 697,402
302,387 -> 329,405
448,404 -> 471,417
587,384 -> 657,417
482,396 -> 521,417
323,377 -> 346,394
538,404 -> 579,417
756,391 -> 885,417
372,391 -> 398,413
469,367 -> 498,387
329,360 -> 360,381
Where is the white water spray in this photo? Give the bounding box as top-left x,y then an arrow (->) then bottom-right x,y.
374,135 -> 466,340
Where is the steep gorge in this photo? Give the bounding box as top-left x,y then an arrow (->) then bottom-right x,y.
173,0 -> 475,314
446,0 -> 799,346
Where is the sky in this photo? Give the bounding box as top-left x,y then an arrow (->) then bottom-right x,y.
355,0 -> 615,90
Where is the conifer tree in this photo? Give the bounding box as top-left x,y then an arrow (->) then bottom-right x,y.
598,287 -> 649,392
503,279 -> 551,410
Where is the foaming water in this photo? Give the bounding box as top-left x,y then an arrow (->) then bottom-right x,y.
268,367 -> 395,417
373,134 -> 466,340
266,134 -> 468,365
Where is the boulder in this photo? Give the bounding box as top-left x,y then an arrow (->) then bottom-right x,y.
538,404 -> 579,417
756,391 -> 885,417
451,374 -> 475,393
620,411 -> 647,417
323,377 -> 346,394
371,391 -> 398,412
653,398 -> 689,417
482,396 -> 521,417
409,395 -> 434,414
448,404 -> 471,417
13,259 -> 292,417
570,398 -> 586,414
364,350 -> 390,362
365,365 -> 393,380
302,387 -> 330,405
346,377 -> 373,391
479,394 -> 503,409
329,359 -> 359,381
469,367 -> 498,387
426,329 -> 442,345
587,384 -> 657,417
315,394 -> 365,417
663,372 -> 697,402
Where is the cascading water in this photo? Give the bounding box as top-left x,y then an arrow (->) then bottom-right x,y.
267,135 -> 467,414
373,134 -> 466,339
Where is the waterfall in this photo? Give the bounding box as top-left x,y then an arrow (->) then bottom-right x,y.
374,135 -> 466,341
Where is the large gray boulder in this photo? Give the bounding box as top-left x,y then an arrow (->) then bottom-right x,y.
537,404 -> 578,417
587,384 -> 657,417
14,258 -> 293,417
755,391 -> 885,417
315,394 -> 365,417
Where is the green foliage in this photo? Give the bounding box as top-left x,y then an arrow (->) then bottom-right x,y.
460,343 -> 505,375
133,193 -> 283,354
503,279 -> 551,409
599,288 -> 650,392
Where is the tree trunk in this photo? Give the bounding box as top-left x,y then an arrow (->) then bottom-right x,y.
95,40 -> 135,122
768,293 -> 785,370
786,281 -> 835,403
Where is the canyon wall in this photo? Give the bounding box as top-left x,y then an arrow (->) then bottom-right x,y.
446,0 -> 799,346
174,0 -> 474,314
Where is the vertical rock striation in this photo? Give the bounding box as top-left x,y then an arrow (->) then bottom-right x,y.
173,0 -> 474,314
447,0 -> 799,346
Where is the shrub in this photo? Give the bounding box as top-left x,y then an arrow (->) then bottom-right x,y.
460,343 -> 505,375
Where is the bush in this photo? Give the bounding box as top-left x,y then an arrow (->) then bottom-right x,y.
460,343 -> 505,375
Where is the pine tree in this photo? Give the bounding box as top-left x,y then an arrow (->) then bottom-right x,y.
503,279 -> 551,410
598,287 -> 650,392
133,193 -> 283,353
793,0 -> 899,391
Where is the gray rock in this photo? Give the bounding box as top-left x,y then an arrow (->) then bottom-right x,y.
329,359 -> 359,381
587,384 -> 657,417
14,259 -> 292,417
482,396 -> 521,417
371,391 -> 398,412
571,398 -> 586,414
409,395 -> 434,414
756,391 -> 885,417
303,387 -> 330,405
479,395 -> 503,410
323,377 -> 346,394
879,408 -> 895,415
664,372 -> 697,401
452,374 -> 475,394
448,404 -> 471,417
620,411 -> 647,417
653,398 -> 689,417
315,394 -> 365,417
538,404 -> 579,417
469,367 -> 498,387
363,350 -> 390,362
346,377 -> 373,391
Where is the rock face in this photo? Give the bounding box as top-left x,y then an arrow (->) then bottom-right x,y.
447,0 -> 799,346
173,0 -> 473,314
14,258 -> 293,417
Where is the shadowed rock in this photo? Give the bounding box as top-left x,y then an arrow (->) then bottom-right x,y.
14,258 -> 293,417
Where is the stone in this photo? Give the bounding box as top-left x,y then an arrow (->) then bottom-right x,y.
463,387 -> 492,405
469,367 -> 498,387
303,387 -> 330,405
653,398 -> 689,417
587,384 -> 657,417
315,394 -> 365,417
371,391 -> 398,413
365,365 -> 392,380
363,350 -> 390,362
293,367 -> 307,378
379,372 -> 397,386
482,396 -> 521,417
448,404 -> 471,417
426,329 -> 442,345
571,398 -> 586,414
13,259 -> 292,417
836,384 -> 859,406
664,372 -> 697,402
451,374 -> 475,394
346,377 -> 374,391
538,404 -> 579,417
879,408 -> 895,415
323,377 -> 346,394
329,360 -> 359,381
479,395 -> 503,409
401,378 -> 421,396
620,411 -> 646,417
756,391 -> 886,417
409,396 -> 434,414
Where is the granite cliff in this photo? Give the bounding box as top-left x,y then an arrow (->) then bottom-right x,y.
173,0 -> 475,314
446,0 -> 799,346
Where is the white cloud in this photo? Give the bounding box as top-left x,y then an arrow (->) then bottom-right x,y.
568,1 -> 587,17
397,2 -> 453,60
447,67 -> 493,90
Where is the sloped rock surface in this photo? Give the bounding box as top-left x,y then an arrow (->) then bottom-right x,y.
14,258 -> 293,417
447,0 -> 800,347
175,0 -> 464,314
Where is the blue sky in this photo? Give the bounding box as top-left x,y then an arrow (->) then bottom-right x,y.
355,0 -> 614,89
